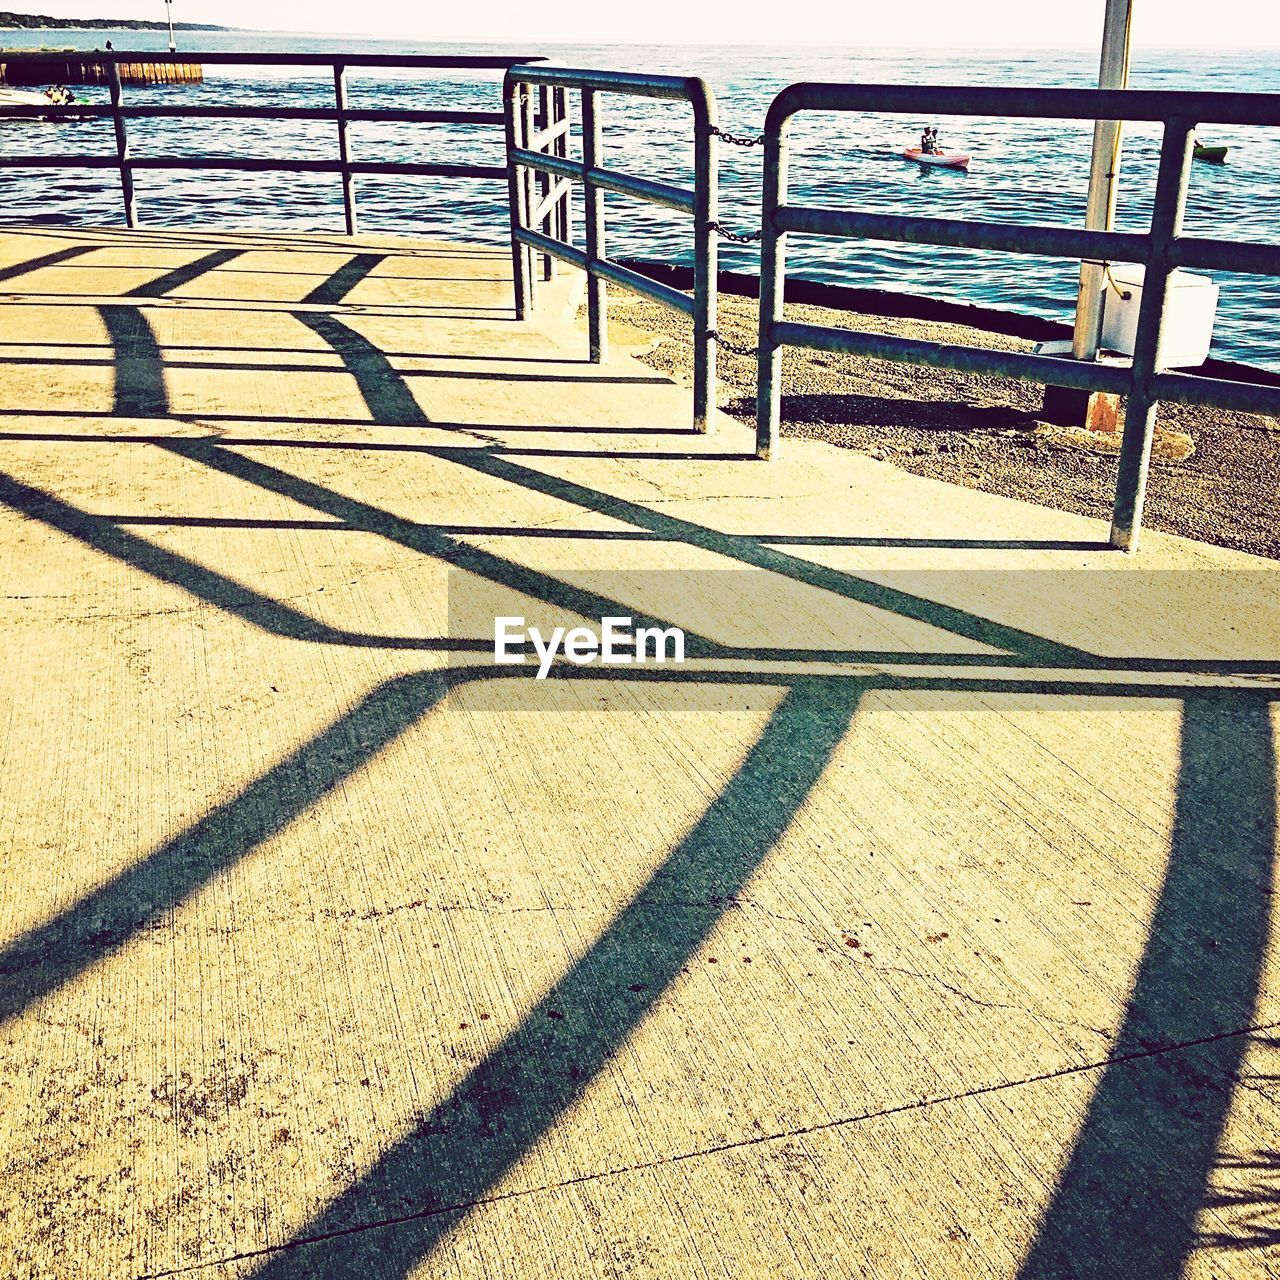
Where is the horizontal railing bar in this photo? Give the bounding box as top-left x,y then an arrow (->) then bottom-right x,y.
348,160 -> 506,178
508,64 -> 699,102
510,147 -> 584,181
771,320 -> 1135,394
1170,235 -> 1280,277
511,146 -> 694,213
531,177 -> 573,226
777,206 -> 1150,263
0,50 -> 544,68
0,154 -> 143,168
591,168 -> 694,215
772,81 -> 1280,127
0,104 -> 506,124
1151,371 -> 1280,417
529,116 -> 572,150
513,225 -> 695,315
345,108 -> 504,125
514,225 -> 588,269
0,153 -> 506,178
593,258 -> 695,314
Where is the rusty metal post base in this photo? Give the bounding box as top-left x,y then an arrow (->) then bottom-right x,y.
1041,384 -> 1121,432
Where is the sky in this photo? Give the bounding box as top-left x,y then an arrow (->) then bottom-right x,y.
11,0 -> 1280,47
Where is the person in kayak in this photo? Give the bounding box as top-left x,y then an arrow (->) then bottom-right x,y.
920,126 -> 941,154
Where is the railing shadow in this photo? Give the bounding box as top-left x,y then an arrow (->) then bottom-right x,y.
125,248 -> 246,299
1202,1142 -> 1280,1251
0,244 -> 94,284
294,311 -> 433,427
726,391 -> 1038,433
0,468 -> 455,652
1018,690 -> 1277,1279
245,677 -> 862,1277
0,669 -> 465,1027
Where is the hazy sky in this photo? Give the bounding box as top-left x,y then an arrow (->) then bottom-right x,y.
16,0 -> 1280,46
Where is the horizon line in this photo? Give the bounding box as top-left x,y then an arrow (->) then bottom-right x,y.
2,26 -> 1279,52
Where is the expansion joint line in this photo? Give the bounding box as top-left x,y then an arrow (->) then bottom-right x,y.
135,1018 -> 1279,1280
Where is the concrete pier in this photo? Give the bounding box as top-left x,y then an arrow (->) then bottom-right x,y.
0,55 -> 204,85
0,224 -> 1277,1279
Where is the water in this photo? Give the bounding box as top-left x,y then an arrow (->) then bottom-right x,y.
2,30 -> 1278,370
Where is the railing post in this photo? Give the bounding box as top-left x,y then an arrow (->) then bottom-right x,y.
1109,116 -> 1195,552
106,60 -> 138,228
333,63 -> 357,236
503,74 -> 530,321
582,87 -> 607,364
755,112 -> 789,459
692,85 -> 718,433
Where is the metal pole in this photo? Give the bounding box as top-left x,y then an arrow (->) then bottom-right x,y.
582,87 -> 606,364
692,88 -> 718,433
503,75 -> 530,320
333,64 -> 357,236
1109,117 -> 1194,552
1072,0 -> 1133,360
165,0 -> 176,53
106,60 -> 137,228
755,116 -> 788,458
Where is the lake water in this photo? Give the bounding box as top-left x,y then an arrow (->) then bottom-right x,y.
2,30 -> 1278,370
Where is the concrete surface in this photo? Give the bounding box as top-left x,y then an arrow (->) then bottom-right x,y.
0,224 -> 1277,1280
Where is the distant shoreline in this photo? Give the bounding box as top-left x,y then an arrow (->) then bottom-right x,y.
0,27 -> 229,32
0,12 -> 228,31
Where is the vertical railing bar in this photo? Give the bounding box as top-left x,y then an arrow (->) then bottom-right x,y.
106,60 -> 138,228
503,73 -> 530,320
553,86 -> 572,248
520,86 -> 538,307
581,87 -> 607,364
537,84 -> 555,281
333,63 -> 357,236
1109,115 -> 1195,552
755,114 -> 788,459
692,85 -> 718,433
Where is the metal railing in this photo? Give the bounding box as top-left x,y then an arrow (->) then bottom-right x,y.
755,83 -> 1280,551
505,65 -> 718,431
0,50 -> 542,236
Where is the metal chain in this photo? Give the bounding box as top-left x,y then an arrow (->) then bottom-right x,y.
710,331 -> 760,357
710,125 -> 766,147
710,221 -> 763,244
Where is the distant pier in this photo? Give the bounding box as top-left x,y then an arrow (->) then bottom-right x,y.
0,54 -> 203,85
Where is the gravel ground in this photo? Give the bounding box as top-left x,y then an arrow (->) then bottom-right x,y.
608,290 -> 1280,560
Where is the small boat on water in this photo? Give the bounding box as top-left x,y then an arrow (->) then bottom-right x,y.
902,147 -> 971,170
1193,142 -> 1229,164
0,86 -> 81,121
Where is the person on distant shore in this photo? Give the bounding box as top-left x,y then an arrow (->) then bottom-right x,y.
105,40 -> 113,50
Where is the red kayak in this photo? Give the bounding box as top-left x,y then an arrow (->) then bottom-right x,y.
902,147 -> 970,170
